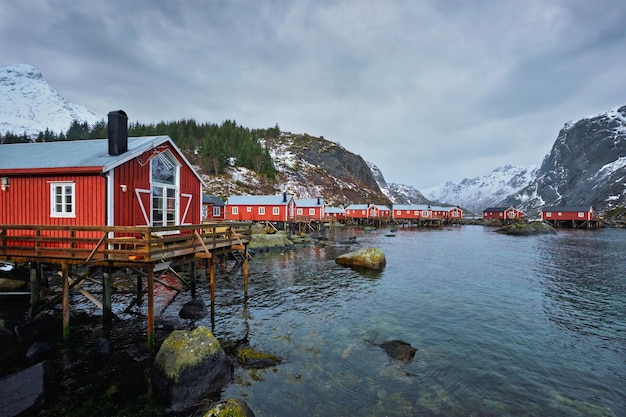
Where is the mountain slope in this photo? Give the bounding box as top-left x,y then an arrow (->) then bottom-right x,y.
422,165 -> 538,212
503,105 -> 626,215
0,64 -> 99,137
368,162 -> 431,205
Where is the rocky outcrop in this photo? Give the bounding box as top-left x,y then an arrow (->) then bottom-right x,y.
336,247 -> 386,270
495,221 -> 557,236
248,231 -> 294,251
152,326 -> 233,413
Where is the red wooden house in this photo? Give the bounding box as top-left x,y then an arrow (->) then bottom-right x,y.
541,206 -> 594,222
345,204 -> 391,219
324,206 -> 346,221
225,193 -> 295,222
295,198 -> 325,222
392,204 -> 428,220
202,194 -> 226,221
0,111 -> 203,242
482,206 -> 525,221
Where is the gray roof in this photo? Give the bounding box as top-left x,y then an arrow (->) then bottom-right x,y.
203,194 -> 225,206
0,136 -> 181,173
295,198 -> 324,206
542,206 -> 592,212
226,195 -> 292,205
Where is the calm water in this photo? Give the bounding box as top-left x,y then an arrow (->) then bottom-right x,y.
202,226 -> 624,417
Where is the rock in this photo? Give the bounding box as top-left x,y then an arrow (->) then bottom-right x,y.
25,341 -> 55,361
248,231 -> 294,251
236,346 -> 282,369
335,247 -> 386,270
14,314 -> 61,345
179,299 -> 208,320
202,398 -> 255,417
0,327 -> 17,363
495,221 -> 557,236
152,326 -> 234,413
0,361 -> 50,417
378,340 -> 417,363
0,277 -> 28,291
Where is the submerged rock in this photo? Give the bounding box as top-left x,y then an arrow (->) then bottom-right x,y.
236,346 -> 282,369
152,326 -> 233,413
335,247 -> 386,270
378,340 -> 417,363
179,298 -> 208,320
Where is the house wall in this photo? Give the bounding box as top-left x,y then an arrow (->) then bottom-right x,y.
0,173 -> 105,226
226,205 -> 288,222
542,210 -> 592,221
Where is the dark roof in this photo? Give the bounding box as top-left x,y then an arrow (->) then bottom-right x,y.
202,194 -> 225,206
482,207 -> 511,212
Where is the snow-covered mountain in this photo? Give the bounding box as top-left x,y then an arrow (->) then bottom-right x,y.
367,162 -> 431,205
422,165 -> 538,212
503,105 -> 626,215
0,64 -> 99,137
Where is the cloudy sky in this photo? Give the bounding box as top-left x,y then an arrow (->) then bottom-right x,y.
2,0 -> 625,190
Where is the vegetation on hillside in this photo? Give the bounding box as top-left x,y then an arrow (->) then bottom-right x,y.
1,119 -> 277,179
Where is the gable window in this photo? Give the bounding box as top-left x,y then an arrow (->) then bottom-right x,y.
50,182 -> 75,218
151,151 -> 179,227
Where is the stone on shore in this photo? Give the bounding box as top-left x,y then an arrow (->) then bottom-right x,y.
0,361 -> 51,417
152,326 -> 233,413
336,247 -> 386,270
248,231 -> 294,251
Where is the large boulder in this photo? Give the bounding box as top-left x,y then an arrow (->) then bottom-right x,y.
248,231 -> 294,251
336,247 -> 386,270
378,340 -> 417,363
495,221 -> 556,236
0,361 -> 51,417
179,299 -> 208,320
152,326 -> 233,413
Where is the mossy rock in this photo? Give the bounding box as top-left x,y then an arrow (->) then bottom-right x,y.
236,347 -> 282,369
336,247 -> 386,270
496,221 -> 556,236
202,398 -> 255,417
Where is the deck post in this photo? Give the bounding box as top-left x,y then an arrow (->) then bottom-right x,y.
29,263 -> 40,314
103,265 -> 113,333
243,245 -> 249,294
62,263 -> 70,343
190,261 -> 196,297
209,256 -> 215,331
147,266 -> 154,351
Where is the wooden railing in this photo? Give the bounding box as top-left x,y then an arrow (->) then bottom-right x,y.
0,223 -> 251,265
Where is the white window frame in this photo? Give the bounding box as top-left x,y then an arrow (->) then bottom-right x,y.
309,208 -> 315,215
297,208 -> 303,215
232,207 -> 239,215
273,207 -> 280,215
50,181 -> 76,218
578,212 -> 584,218
212,206 -> 221,217
259,207 -> 266,215
247,206 -> 252,212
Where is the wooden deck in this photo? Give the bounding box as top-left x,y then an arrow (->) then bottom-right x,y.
0,222 -> 251,349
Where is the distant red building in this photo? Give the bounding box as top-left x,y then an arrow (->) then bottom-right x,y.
225,193 -> 295,222
541,206 -> 594,222
482,206 -> 525,221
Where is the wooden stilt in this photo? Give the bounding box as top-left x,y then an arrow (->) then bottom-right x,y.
29,263 -> 40,314
243,245 -> 249,294
62,263 -> 70,343
209,256 -> 215,331
103,265 -> 113,333
147,267 -> 154,351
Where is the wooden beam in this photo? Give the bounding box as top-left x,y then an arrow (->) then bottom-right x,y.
147,267 -> 154,351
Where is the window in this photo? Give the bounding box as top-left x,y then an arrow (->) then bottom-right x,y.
50,182 -> 75,218
297,208 -> 303,215
232,207 -> 238,215
151,151 -> 178,227
422,210 -> 428,217
578,212 -> 584,218
309,208 -> 315,215
212,206 -> 221,217
546,212 -> 552,217
259,207 -> 265,215
247,207 -> 252,212
273,207 -> 280,215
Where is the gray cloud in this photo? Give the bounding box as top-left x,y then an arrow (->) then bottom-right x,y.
1,0 -> 625,189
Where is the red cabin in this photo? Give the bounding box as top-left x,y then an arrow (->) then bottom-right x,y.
0,111 -> 203,242
324,206 -> 346,221
202,194 -> 226,221
482,206 -> 525,221
225,193 -> 295,222
541,206 -> 594,222
295,198 -> 325,222
345,204 -> 391,219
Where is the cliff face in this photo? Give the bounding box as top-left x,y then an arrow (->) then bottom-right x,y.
504,105 -> 626,215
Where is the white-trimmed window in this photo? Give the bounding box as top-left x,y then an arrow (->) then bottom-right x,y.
259,207 -> 265,215
212,206 -> 221,217
232,207 -> 239,215
50,182 -> 76,218
297,208 -> 303,215
546,212 -> 552,217
247,206 -> 252,212
578,212 -> 584,218
309,208 -> 315,215
273,207 -> 280,215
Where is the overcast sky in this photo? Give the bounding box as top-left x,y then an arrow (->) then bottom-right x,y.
2,0 -> 625,189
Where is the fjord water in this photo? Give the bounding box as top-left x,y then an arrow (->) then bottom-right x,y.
209,226 -> 624,417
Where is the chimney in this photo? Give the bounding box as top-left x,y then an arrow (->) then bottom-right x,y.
317,197 -> 321,205
283,191 -> 287,203
108,110 -> 128,156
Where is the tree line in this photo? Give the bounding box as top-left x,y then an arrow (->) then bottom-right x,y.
1,119 -> 278,179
